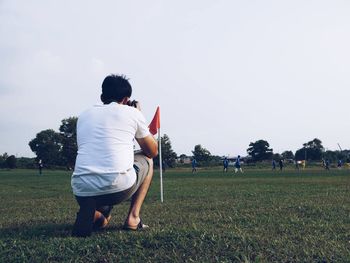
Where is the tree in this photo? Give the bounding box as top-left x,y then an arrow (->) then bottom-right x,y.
303,138 -> 323,150
192,144 -> 212,165
178,154 -> 188,164
29,129 -> 63,166
342,150 -> 350,162
59,117 -> 78,169
153,134 -> 177,168
5,155 -> 16,169
247,140 -> 273,162
16,157 -> 36,169
0,153 -> 8,168
272,153 -> 282,161
281,150 -> 294,160
0,153 -> 16,169
295,138 -> 324,161
210,155 -> 222,166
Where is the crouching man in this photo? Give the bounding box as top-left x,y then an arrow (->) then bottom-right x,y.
71,74 -> 158,237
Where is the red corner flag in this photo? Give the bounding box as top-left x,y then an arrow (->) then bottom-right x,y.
149,106 -> 160,135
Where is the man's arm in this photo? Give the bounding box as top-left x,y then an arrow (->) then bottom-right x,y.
136,135 -> 158,158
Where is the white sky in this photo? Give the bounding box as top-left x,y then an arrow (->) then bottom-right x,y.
1,0 -> 349,158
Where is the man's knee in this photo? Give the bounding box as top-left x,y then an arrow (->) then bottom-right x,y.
143,156 -> 153,178
134,154 -> 154,180
135,153 -> 153,168
146,156 -> 153,168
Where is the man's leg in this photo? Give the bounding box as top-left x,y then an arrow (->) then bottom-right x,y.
93,188 -> 138,231
125,157 -> 153,228
72,196 -> 96,237
93,206 -> 113,230
96,205 -> 113,218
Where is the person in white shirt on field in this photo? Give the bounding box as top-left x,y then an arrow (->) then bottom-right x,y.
71,74 -> 158,237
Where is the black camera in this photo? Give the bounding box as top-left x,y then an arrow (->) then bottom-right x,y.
126,100 -> 138,108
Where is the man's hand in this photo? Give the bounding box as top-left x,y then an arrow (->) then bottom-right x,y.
127,100 -> 141,111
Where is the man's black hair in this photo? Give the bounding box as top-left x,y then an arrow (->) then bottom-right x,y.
101,74 -> 132,104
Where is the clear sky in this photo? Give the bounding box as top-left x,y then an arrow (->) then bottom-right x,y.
1,1 -> 349,158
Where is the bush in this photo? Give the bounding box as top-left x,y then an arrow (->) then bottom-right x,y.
16,157 -> 36,169
5,155 -> 16,169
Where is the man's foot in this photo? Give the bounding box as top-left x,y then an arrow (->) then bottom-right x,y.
93,211 -> 112,230
123,218 -> 149,231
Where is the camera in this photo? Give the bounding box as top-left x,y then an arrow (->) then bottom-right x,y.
126,100 -> 138,108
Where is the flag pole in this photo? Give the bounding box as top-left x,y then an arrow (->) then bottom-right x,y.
158,127 -> 163,203
148,106 -> 162,203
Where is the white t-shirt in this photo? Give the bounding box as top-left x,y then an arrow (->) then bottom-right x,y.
71,102 -> 150,196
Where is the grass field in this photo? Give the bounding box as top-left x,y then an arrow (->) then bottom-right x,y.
0,168 -> 349,262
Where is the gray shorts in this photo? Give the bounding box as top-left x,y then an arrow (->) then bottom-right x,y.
122,153 -> 151,201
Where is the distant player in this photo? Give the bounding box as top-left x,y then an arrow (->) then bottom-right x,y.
272,159 -> 276,170
337,159 -> 342,169
279,159 -> 284,171
234,155 -> 243,173
301,160 -> 306,169
38,159 -> 43,175
192,158 -> 197,173
295,159 -> 299,171
325,159 -> 330,171
223,157 -> 229,172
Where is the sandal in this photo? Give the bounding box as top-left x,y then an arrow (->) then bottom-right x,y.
123,219 -> 149,231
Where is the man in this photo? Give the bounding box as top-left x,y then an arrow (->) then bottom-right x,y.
279,159 -> 284,171
71,74 -> 158,237
337,159 -> 342,169
272,159 -> 276,170
325,159 -> 330,171
223,157 -> 229,172
294,159 -> 299,171
191,158 -> 197,173
234,155 -> 243,173
38,159 -> 43,175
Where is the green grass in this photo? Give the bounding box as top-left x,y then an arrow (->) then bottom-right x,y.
0,168 -> 349,262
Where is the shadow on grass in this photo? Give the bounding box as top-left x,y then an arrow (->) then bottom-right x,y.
0,222 -> 128,240
0,223 -> 73,239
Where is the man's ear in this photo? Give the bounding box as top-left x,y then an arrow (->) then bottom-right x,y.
100,94 -> 105,103
121,97 -> 129,105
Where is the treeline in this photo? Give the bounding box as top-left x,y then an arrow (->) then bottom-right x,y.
2,116 -> 349,170
246,138 -> 350,163
0,153 -> 36,169
178,138 -> 349,167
